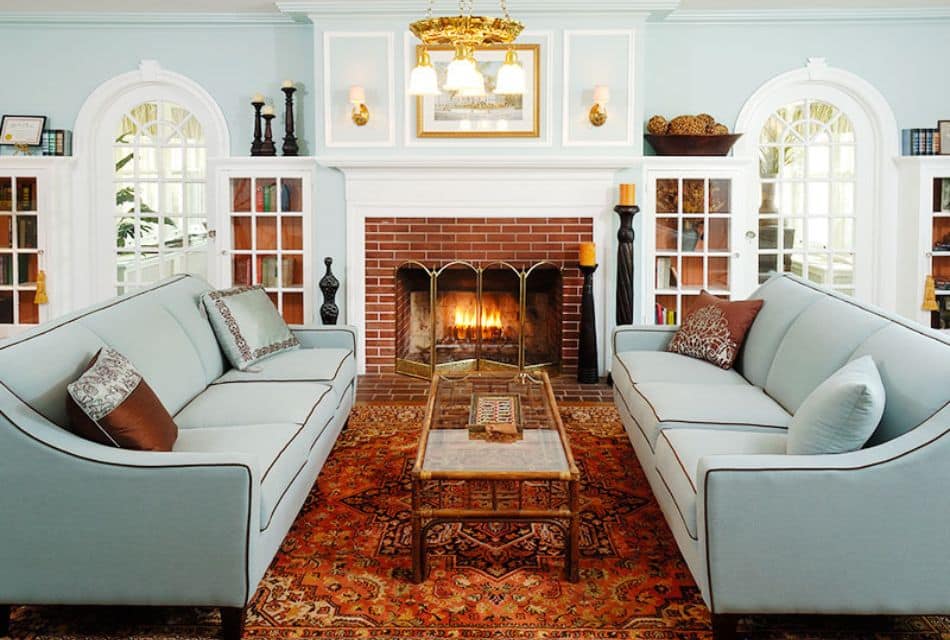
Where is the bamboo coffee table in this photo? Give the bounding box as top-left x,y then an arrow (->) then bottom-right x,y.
411,371 -> 581,583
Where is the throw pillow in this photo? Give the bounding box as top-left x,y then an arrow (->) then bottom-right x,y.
786,355 -> 885,455
201,284 -> 300,371
66,347 -> 178,451
667,291 -> 764,369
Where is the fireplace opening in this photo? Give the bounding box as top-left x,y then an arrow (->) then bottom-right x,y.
395,261 -> 562,378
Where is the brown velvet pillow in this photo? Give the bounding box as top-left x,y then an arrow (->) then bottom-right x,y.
65,347 -> 178,451
667,291 -> 764,370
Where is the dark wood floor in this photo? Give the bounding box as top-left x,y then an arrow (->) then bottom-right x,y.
356,373 -> 614,404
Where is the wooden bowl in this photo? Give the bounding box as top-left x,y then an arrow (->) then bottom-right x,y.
645,133 -> 743,157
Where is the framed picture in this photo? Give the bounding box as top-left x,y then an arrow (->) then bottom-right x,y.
416,44 -> 540,139
0,115 -> 47,146
939,120 -> 950,155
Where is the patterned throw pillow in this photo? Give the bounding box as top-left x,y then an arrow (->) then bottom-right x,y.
667,291 -> 764,370
66,347 -> 178,451
201,285 -> 300,371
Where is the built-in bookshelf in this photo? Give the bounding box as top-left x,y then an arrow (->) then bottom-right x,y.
212,159 -> 315,325
0,172 -> 45,335
641,158 -> 750,325
896,156 -> 950,331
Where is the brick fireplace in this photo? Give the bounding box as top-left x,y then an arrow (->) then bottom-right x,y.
329,159 -> 624,375
364,217 -> 592,374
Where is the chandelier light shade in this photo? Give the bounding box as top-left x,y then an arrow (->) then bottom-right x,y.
410,0 -> 524,96
408,48 -> 441,96
494,47 -> 525,95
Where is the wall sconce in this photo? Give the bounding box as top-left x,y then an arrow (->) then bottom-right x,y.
349,86 -> 369,126
589,85 -> 610,127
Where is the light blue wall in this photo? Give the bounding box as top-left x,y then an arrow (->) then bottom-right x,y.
0,17 -> 947,326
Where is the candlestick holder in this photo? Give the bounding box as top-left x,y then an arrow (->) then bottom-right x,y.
577,264 -> 599,384
250,100 -> 264,156
260,113 -> 277,157
320,257 -> 340,325
614,204 -> 640,326
281,86 -> 299,157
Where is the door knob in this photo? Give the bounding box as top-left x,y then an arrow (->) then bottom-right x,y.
745,230 -> 757,239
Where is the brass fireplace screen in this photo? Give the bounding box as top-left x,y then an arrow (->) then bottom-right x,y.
395,260 -> 563,378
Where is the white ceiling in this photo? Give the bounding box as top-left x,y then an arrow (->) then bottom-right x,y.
0,0 -> 948,12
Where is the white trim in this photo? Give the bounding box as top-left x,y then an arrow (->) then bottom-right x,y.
321,159 -> 621,375
734,58 -> 900,310
317,155 -> 639,169
322,32 -> 397,149
664,7 -> 950,23
402,30 -> 555,149
0,12 -> 299,25
73,60 -> 230,309
562,29 -> 638,148
279,0 -> 677,18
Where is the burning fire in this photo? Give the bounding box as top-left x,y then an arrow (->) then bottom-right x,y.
452,306 -> 506,342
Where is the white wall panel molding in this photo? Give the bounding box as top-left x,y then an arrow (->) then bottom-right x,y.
663,7 -> 950,24
279,1 -> 677,19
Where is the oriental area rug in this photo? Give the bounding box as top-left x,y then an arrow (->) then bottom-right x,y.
8,404 -> 949,640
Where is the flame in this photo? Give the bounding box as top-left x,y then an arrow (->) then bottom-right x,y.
451,304 -> 506,341
454,307 -> 478,330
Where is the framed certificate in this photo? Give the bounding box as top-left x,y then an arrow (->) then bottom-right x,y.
0,115 -> 47,146
939,120 -> 950,156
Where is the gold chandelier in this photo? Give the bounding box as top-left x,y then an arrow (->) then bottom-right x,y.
408,0 -> 526,97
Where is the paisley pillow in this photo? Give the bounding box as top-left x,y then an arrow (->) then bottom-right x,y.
201,285 -> 300,371
667,291 -> 764,370
66,347 -> 178,451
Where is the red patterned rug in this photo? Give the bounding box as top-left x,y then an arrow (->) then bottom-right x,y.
8,404 -> 949,639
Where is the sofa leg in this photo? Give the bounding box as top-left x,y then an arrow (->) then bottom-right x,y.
220,607 -> 245,640
0,604 -> 9,636
712,613 -> 739,640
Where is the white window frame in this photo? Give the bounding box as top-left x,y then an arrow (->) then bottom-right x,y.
74,60 -> 229,307
734,58 -> 899,308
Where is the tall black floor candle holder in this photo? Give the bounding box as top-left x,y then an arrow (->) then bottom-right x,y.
614,204 -> 639,326
577,264 -> 599,384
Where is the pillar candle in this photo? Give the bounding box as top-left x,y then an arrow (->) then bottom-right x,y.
579,242 -> 596,266
619,183 -> 636,206
261,105 -> 275,116
252,93 -> 265,104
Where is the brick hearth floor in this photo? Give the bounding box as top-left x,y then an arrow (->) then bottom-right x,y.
356,374 -> 614,405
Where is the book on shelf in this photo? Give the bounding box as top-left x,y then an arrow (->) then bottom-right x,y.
657,257 -> 671,289
40,130 -> 72,156
903,128 -> 942,156
654,302 -> 677,326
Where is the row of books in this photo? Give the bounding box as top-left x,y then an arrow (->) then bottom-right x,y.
655,302 -> 677,325
0,216 -> 38,248
0,183 -> 36,212
40,130 -> 72,156
0,253 -> 36,286
902,128 -> 943,156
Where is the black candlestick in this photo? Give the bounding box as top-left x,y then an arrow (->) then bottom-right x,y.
614,204 -> 640,326
250,101 -> 264,156
320,257 -> 340,325
577,264 -> 599,384
260,113 -> 277,157
281,86 -> 299,157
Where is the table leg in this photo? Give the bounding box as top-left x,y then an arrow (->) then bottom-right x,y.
411,478 -> 424,583
568,481 -> 580,582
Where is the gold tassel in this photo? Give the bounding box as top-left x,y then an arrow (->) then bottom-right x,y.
34,270 -> 48,305
923,275 -> 938,312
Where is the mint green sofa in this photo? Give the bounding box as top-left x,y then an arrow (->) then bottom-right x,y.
0,275 -> 357,639
612,274 -> 950,639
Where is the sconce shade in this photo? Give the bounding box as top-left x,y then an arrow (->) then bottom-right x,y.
494,48 -> 525,95
593,85 -> 611,106
409,64 -> 440,96
459,72 -> 487,97
444,55 -> 482,92
349,86 -> 367,104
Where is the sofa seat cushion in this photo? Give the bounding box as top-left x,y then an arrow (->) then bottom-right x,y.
623,381 -> 791,451
213,348 -> 355,407
613,351 -> 748,387
175,381 -> 334,429
173,391 -> 337,530
654,428 -> 787,539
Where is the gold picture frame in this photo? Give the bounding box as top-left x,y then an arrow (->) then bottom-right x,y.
415,44 -> 541,139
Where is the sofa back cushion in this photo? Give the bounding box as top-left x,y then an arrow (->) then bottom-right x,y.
0,275 -> 224,428
743,274 -> 950,445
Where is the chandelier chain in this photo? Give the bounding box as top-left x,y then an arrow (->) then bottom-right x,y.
426,0 -> 434,19
500,0 -> 511,20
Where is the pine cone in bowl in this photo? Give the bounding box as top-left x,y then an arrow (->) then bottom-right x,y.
669,115 -> 707,136
708,123 -> 729,135
647,115 -> 669,135
697,113 -> 716,128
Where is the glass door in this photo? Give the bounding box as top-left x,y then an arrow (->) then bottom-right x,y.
0,175 -> 44,333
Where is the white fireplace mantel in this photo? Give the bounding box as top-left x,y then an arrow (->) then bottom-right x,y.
318,156 -> 635,374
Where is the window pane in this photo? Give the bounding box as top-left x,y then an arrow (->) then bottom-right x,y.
783,217 -> 804,251
832,145 -> 855,178
781,182 -> 805,216
807,145 -> 830,178
806,218 -> 829,251
830,218 -> 854,251
807,182 -> 830,216
831,182 -> 854,216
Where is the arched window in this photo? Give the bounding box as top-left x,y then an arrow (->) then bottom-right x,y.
113,101 -> 208,292
757,99 -> 857,295
734,59 -> 899,307
74,61 -> 229,304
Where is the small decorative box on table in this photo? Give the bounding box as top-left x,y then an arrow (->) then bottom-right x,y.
412,371 -> 581,583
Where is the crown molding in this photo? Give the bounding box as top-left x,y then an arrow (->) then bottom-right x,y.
277,0 -> 679,19
0,12 -> 297,26
663,7 -> 950,24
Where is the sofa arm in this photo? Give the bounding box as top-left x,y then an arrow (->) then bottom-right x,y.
0,403 -> 261,608
696,413 -> 950,615
290,324 -> 357,352
612,325 -> 677,355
